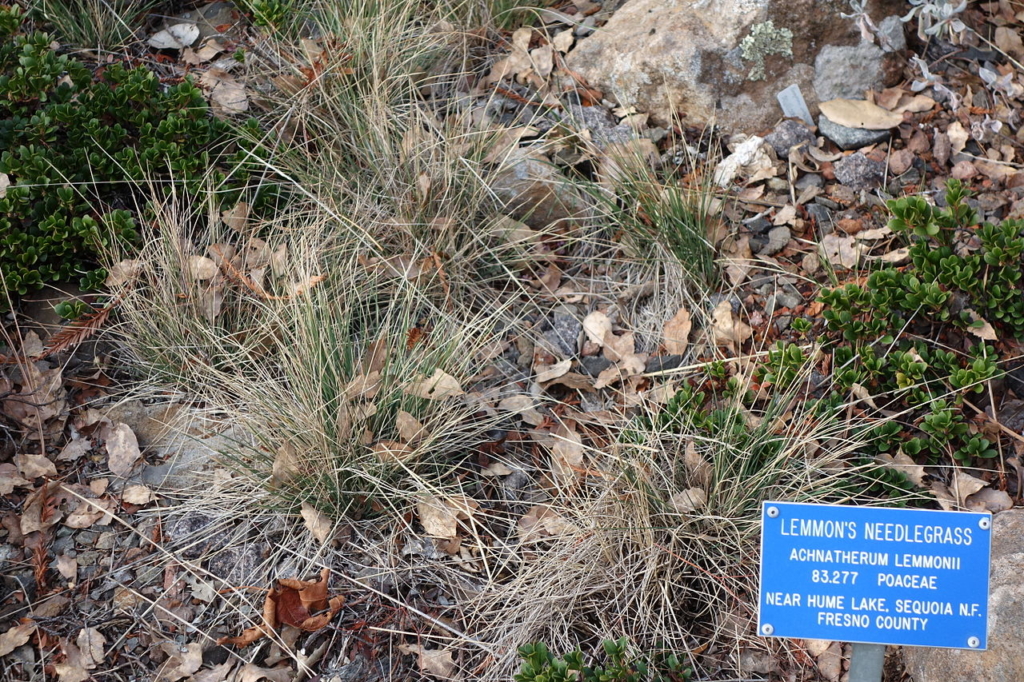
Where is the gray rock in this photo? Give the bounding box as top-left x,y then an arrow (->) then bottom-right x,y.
765,119 -> 816,157
756,226 -> 791,256
796,173 -> 824,190
580,356 -> 613,377
818,114 -> 892,150
903,510 -> 1024,682
807,203 -> 833,231
744,216 -> 773,234
544,311 -> 583,358
489,148 -> 592,228
833,152 -> 886,190
645,355 -> 684,373
565,0 -> 905,134
564,104 -> 637,149
813,42 -> 887,102
876,15 -> 908,53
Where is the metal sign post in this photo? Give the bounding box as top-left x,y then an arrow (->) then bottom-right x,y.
758,502 -> 992,682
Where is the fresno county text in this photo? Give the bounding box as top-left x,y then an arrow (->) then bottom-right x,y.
758,502 -> 991,649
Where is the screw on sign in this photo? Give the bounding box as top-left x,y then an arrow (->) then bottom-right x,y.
758,502 -> 992,682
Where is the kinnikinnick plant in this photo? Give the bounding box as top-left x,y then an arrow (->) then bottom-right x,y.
0,5 -> 267,298
818,179 -> 1017,465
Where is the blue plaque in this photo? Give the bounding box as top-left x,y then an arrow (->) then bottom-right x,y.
758,501 -> 991,649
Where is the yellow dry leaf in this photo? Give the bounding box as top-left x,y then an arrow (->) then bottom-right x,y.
121,485 -> 156,505
416,495 -> 478,539
15,453 -> 57,479
670,487 -> 707,514
582,310 -> 612,346
186,255 -> 219,280
105,423 -> 141,477
711,300 -> 752,347
301,501 -> 335,546
663,306 -> 692,355
398,644 -> 458,679
290,274 -> 326,296
405,368 -> 464,400
536,358 -> 572,383
396,410 -> 429,444
819,99 -> 903,130
549,422 -> 584,485
0,621 -> 35,657
371,440 -> 415,462
271,442 -> 301,487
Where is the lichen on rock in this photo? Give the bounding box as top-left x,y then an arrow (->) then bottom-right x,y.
740,20 -> 793,81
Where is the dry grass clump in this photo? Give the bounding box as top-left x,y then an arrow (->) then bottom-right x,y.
100,0 -> 920,678
461,348 -> 889,678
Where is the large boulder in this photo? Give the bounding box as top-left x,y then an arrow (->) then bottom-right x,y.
902,509 -> 1024,682
565,0 -> 905,135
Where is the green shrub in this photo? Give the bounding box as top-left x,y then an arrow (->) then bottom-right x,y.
515,638 -> 691,682
0,5 -> 259,297
818,180 -> 1013,465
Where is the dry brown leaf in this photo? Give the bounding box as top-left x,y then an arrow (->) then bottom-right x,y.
965,487 -> 1012,513
57,435 -> 91,462
518,505 -> 580,542
582,310 -> 613,346
711,300 -> 752,347
499,393 -> 548,425
995,25 -> 1024,59
186,255 -> 218,280
0,621 -> 35,657
670,487 -> 708,514
190,661 -> 235,682
877,452 -> 926,488
200,68 -> 249,114
951,472 -> 988,507
15,453 -> 57,479
0,463 -> 31,495
947,121 -> 969,154
54,553 -> 77,580
300,502 -> 334,546
416,495 -> 478,539
820,233 -> 865,269
104,259 -> 143,288
398,644 -> 458,679
819,99 -> 903,129
184,38 -> 224,64
536,358 -> 572,383
552,29 -> 574,53
722,235 -> 754,286
77,628 -> 105,668
156,642 -> 203,682
892,94 -> 935,114
64,497 -> 114,529
396,410 -> 429,444
965,309 -> 998,341
928,480 -> 956,511
1,362 -> 66,430
663,306 -> 692,355
122,485 -> 156,505
683,440 -> 713,489
148,23 -> 199,49
601,331 -> 638,364
405,368 -> 464,400
105,423 -> 141,477
371,440 -> 414,462
237,664 -> 292,682
549,422 -> 584,485
271,442 -> 301,487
